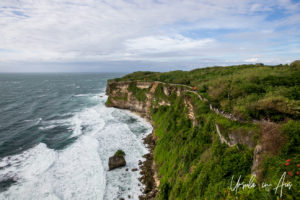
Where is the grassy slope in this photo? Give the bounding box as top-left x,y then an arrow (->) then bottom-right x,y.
117,63 -> 300,121
111,62 -> 300,199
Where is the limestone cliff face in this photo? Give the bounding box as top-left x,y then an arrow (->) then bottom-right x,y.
106,81 -> 152,118
105,80 -> 280,180
105,81 -> 178,120
106,80 -> 258,148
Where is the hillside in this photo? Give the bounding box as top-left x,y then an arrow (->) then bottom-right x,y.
106,62 -> 300,199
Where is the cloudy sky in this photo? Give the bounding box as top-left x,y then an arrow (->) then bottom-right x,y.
0,0 -> 299,72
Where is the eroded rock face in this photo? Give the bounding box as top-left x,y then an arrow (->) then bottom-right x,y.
108,155 -> 126,170
251,144 -> 263,177
106,81 -> 149,115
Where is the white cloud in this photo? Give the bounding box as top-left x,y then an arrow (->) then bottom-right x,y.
245,57 -> 259,63
0,0 -> 299,71
125,35 -> 214,53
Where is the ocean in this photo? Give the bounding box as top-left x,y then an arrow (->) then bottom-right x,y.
0,73 -> 152,200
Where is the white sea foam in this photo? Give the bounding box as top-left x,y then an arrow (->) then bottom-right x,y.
73,94 -> 90,97
39,124 -> 57,130
0,93 -> 152,200
24,118 -> 42,125
0,138 -> 106,200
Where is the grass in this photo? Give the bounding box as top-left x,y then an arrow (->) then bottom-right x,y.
114,149 -> 126,157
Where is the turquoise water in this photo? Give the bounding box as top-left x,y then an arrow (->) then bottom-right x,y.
0,73 -> 152,199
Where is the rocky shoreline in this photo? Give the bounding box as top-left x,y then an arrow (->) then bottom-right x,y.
104,81 -> 169,199
122,111 -> 158,200
105,106 -> 159,199
138,130 -> 158,200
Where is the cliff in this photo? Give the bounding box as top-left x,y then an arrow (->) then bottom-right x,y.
105,63 -> 299,200
106,80 -> 259,152
106,81 -> 187,119
106,81 -> 153,118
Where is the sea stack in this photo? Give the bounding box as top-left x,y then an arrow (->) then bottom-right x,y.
108,150 -> 126,170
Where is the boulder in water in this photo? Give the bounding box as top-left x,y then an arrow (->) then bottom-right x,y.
109,150 -> 126,170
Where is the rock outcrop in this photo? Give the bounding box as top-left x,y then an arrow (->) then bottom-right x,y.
251,121 -> 285,179
106,81 -> 149,116
108,151 -> 126,170
105,81 -> 189,120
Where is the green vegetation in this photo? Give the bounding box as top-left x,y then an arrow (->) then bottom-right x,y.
151,93 -> 255,199
117,63 -> 300,122
290,60 -> 300,70
106,96 -> 113,106
109,62 -> 300,199
113,91 -> 128,101
260,121 -> 300,200
150,90 -> 299,199
114,149 -> 126,157
128,81 -> 147,101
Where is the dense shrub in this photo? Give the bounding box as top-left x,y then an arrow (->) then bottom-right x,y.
114,149 -> 126,156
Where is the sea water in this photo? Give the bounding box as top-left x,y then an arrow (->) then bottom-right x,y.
0,73 -> 152,200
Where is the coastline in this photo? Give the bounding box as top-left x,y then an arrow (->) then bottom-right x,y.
127,111 -> 159,200
105,81 -> 160,199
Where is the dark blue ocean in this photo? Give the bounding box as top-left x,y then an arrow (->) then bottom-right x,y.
0,73 -> 152,200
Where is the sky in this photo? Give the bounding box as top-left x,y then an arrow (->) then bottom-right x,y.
0,0 -> 299,72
